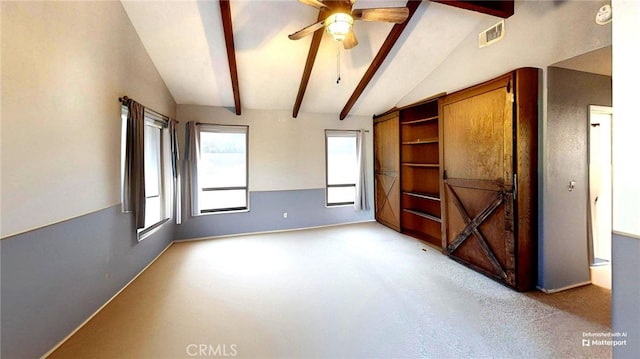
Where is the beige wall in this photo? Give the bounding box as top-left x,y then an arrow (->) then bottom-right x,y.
177,105 -> 374,193
1,1 -> 176,237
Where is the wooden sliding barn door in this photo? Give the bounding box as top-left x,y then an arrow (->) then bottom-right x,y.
374,112 -> 401,231
442,75 -> 518,287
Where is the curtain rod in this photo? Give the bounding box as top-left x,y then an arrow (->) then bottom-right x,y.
194,122 -> 248,126
326,128 -> 370,132
119,96 -> 177,123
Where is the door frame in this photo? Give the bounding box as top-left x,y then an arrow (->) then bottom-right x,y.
587,104 -> 613,266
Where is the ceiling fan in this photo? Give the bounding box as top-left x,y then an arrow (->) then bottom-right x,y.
288,0 -> 410,49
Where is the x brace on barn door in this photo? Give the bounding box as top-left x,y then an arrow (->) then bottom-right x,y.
445,182 -> 509,282
377,172 -> 399,225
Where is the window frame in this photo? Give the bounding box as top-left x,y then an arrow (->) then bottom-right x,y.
196,124 -> 249,214
120,106 -> 171,241
325,129 -> 359,207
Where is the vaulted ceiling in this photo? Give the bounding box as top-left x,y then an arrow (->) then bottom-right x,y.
121,0 -> 505,118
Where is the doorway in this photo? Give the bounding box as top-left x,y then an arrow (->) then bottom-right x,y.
588,105 -> 613,289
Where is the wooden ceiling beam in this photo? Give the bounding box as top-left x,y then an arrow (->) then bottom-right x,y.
431,0 -> 514,18
219,0 -> 242,115
292,10 -> 332,118
339,0 -> 421,120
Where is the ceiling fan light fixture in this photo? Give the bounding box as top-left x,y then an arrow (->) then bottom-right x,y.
326,13 -> 353,42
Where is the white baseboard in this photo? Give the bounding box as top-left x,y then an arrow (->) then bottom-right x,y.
41,241 -> 174,358
536,280 -> 592,294
173,219 -> 377,243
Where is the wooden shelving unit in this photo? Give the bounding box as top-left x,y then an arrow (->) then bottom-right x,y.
399,97 -> 444,248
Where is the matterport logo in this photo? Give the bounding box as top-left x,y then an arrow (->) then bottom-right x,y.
582,332 -> 628,347
186,343 -> 238,357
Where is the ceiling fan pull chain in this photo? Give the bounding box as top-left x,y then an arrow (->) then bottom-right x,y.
336,44 -> 341,84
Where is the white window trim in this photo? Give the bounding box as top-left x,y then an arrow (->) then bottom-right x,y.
325,129 -> 359,207
120,105 -> 173,241
138,114 -> 171,241
195,124 -> 249,215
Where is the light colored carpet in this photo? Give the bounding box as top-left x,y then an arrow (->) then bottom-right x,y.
49,222 -> 612,358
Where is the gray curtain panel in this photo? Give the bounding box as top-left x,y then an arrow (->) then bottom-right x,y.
184,121 -> 200,217
355,129 -> 369,211
169,119 -> 181,224
123,100 -> 146,229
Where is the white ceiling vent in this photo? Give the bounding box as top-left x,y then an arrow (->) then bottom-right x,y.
479,20 -> 505,48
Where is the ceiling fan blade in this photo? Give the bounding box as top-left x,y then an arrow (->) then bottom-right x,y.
352,7 -> 410,23
288,20 -> 326,40
343,30 -> 358,49
298,0 -> 329,10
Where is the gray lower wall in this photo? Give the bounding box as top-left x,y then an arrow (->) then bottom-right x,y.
540,67 -> 612,290
175,189 -> 374,240
0,206 -> 175,359
612,233 -> 640,358
0,188 -> 371,358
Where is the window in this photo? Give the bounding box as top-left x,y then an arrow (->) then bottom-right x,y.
121,106 -> 170,239
197,124 -> 248,213
325,130 -> 358,206
143,118 -> 165,228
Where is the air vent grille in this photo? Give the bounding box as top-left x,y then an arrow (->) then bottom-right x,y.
479,20 -> 505,48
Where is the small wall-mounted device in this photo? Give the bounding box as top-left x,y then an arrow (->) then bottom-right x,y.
479,20 -> 505,48
595,4 -> 612,25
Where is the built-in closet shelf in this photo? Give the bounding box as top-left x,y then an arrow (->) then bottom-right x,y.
401,116 -> 438,125
403,192 -> 440,202
402,138 -> 438,145
375,94 -> 444,248
402,163 -> 439,168
402,229 -> 441,248
403,209 -> 442,223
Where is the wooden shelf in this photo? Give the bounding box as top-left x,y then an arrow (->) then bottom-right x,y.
403,191 -> 440,201
401,138 -> 438,145
399,96 -> 443,249
402,229 -> 442,248
375,95 -> 443,248
401,115 -> 438,125
403,209 -> 442,223
402,163 -> 439,168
